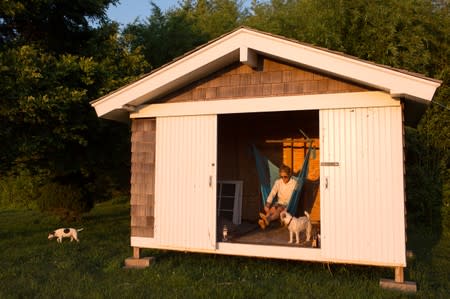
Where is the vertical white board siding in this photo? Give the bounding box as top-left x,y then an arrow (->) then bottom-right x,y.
155,115 -> 217,250
320,106 -> 406,266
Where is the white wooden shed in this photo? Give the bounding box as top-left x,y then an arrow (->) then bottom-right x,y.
91,27 -> 441,286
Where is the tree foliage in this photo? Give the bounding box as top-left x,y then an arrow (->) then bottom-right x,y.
0,1 -> 149,216
0,0 -> 118,53
124,0 -> 247,69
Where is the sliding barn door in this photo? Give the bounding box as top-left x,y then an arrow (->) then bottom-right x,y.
320,107 -> 406,266
154,115 -> 217,250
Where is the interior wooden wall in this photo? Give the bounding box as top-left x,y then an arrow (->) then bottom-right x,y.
217,110 -> 320,222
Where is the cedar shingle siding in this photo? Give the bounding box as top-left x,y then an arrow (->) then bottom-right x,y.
130,119 -> 155,237
165,57 -> 368,103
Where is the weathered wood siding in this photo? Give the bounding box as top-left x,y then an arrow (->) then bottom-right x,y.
164,57 -> 369,103
130,119 -> 156,237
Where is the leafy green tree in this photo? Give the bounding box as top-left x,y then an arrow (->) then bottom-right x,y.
0,0 -> 118,53
0,1 -> 149,215
124,2 -> 208,69
415,77 -> 450,232
245,0 -> 446,73
124,0 -> 246,69
185,0 -> 247,38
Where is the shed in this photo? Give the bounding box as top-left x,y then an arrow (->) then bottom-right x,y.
91,27 -> 441,287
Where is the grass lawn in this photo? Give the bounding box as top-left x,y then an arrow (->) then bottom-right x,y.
1,199 -> 448,298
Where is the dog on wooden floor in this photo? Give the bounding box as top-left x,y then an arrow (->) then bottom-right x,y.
48,228 -> 84,243
280,211 -> 312,244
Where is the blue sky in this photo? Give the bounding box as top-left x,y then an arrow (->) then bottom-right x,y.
107,0 -> 252,26
107,0 -> 180,25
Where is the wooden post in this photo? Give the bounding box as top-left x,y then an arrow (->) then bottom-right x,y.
395,267 -> 404,283
133,247 -> 141,259
124,247 -> 154,268
380,266 -> 416,292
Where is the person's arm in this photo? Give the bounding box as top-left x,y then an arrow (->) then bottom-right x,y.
278,178 -> 297,206
266,179 -> 280,207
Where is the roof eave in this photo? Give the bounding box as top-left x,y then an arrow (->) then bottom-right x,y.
91,27 -> 442,121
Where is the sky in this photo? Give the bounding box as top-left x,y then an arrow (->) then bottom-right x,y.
107,0 -> 252,26
107,0 -> 182,26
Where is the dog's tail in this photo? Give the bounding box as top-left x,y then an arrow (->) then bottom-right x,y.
77,228 -> 84,232
304,211 -> 310,219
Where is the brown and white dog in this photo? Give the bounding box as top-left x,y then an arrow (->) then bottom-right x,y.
280,211 -> 312,244
48,228 -> 84,243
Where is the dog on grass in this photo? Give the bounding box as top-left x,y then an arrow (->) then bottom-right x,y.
280,211 -> 311,244
48,228 -> 84,243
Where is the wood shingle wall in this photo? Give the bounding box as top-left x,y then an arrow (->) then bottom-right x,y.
165,57 -> 368,103
130,119 -> 155,237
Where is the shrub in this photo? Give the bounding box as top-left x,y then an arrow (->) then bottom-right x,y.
405,127 -> 444,233
442,170 -> 450,233
0,172 -> 40,208
36,182 -> 93,221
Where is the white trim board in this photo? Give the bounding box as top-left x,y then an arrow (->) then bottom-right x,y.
131,91 -> 400,118
130,237 -> 405,267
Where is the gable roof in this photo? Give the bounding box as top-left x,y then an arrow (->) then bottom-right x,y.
91,26 -> 441,122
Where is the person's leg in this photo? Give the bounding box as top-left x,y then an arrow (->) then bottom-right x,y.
259,208 -> 272,224
259,204 -> 272,223
259,205 -> 285,229
258,205 -> 273,229
258,218 -> 266,229
267,206 -> 285,222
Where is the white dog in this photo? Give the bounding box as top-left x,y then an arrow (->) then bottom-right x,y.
48,228 -> 84,243
280,211 -> 312,244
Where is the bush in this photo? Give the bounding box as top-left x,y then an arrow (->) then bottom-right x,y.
442,169 -> 450,233
36,182 -> 93,221
405,127 -> 444,233
0,172 -> 40,209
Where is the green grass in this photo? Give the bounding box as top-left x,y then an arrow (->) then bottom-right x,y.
1,200 -> 448,299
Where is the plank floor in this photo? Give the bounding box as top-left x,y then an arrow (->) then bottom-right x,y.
218,218 -> 320,248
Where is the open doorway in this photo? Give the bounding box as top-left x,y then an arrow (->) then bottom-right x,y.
216,110 -> 320,248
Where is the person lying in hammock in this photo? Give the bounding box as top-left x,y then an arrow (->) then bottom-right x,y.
258,164 -> 297,230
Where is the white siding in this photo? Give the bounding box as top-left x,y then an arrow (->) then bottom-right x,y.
154,115 -> 217,250
320,107 -> 406,266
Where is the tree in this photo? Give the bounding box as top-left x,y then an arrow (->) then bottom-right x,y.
0,1 -> 149,215
0,0 -> 118,54
124,0 -> 247,69
124,3 -> 207,69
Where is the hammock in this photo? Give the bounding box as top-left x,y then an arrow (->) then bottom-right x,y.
252,142 -> 313,215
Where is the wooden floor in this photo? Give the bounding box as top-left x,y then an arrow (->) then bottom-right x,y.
218,218 -> 320,248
